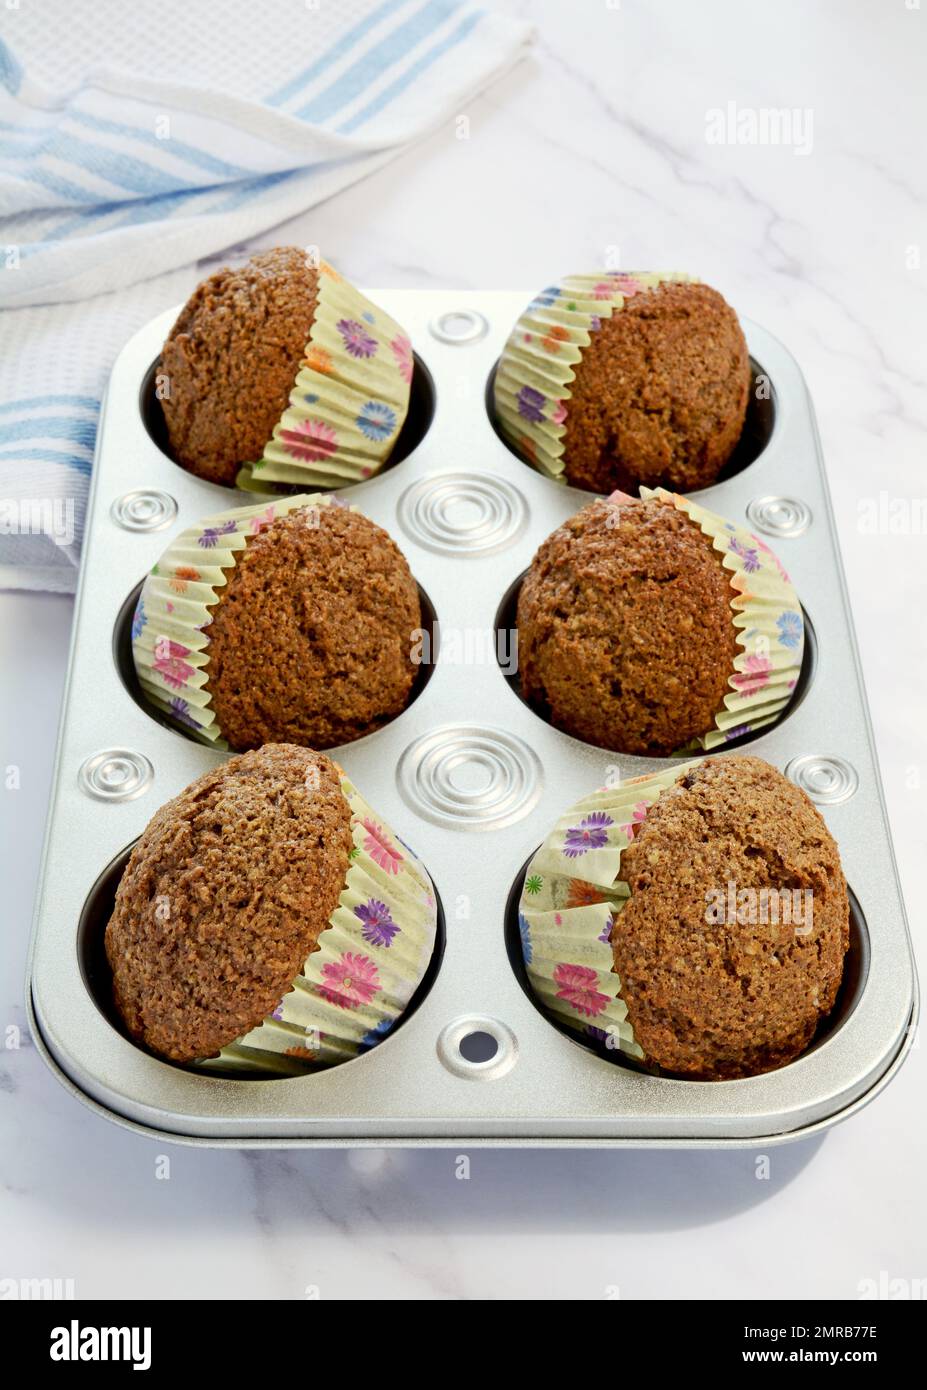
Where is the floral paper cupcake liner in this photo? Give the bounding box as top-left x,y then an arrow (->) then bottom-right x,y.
197,770 -> 438,1075
493,271 -> 695,480
633,487 -> 805,750
237,259 -> 413,491
518,762 -> 700,1060
131,493 -> 340,745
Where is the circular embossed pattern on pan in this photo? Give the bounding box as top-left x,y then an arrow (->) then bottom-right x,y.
428,309 -> 489,345
398,472 -> 527,555
786,754 -> 859,805
397,725 -> 542,829
78,750 -> 154,802
746,495 -> 812,539
111,490 -> 178,533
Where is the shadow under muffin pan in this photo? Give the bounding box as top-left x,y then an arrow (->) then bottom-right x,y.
493,572 -> 817,759
484,355 -> 777,493
27,291 -> 917,1146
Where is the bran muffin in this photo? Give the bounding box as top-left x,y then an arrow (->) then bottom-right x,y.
562,280 -> 750,493
613,756 -> 850,1079
516,495 -> 737,755
105,744 -> 353,1063
204,503 -> 422,750
160,247 -> 319,486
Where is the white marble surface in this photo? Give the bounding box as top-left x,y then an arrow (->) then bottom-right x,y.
2,0 -> 926,1299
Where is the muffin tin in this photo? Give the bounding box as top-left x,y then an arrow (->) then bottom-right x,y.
26,288 -> 917,1146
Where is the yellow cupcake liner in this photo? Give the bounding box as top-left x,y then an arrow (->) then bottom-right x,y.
237,259 -> 412,491
196,771 -> 438,1075
131,493 -> 343,746
633,487 -> 805,750
493,271 -> 696,480
518,762 -> 702,1060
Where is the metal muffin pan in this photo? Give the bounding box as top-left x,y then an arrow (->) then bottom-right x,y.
26,289 -> 918,1147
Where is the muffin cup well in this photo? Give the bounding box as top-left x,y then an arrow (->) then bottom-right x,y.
634,487 -> 806,750
517,763 -> 691,1061
188,769 -> 438,1075
235,260 -> 412,490
131,493 -> 341,745
492,270 -> 695,481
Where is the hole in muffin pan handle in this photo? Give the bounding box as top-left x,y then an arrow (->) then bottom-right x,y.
437,1016 -> 518,1079
429,309 -> 489,345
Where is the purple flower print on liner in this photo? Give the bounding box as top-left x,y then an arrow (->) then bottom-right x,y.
354,898 -> 400,948
198,519 -> 236,549
131,598 -> 147,640
563,811 -> 614,859
169,697 -> 199,730
271,1000 -> 285,1022
597,914 -> 613,945
337,318 -> 378,359
356,401 -> 397,442
589,314 -> 602,332
776,610 -> 803,648
517,385 -> 546,424
728,536 -> 761,573
724,723 -> 752,742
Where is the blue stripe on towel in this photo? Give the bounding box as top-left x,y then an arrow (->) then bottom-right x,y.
2,131 -> 201,197
294,0 -> 464,121
339,8 -> 482,132
0,395 -> 100,414
0,446 -> 93,475
266,0 -> 407,107
67,110 -> 255,180
0,416 -> 98,449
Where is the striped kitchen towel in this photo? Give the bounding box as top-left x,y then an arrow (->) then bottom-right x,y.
0,0 -> 532,591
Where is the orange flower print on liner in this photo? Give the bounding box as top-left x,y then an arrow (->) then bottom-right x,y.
518,434 -> 537,465
541,324 -> 571,354
284,1046 -> 318,1061
168,565 -> 201,594
565,879 -> 609,909
302,345 -> 334,375
319,260 -> 342,282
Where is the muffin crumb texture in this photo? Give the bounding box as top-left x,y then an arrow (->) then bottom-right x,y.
517,496 -> 737,754
562,281 -> 750,492
614,755 -> 850,1079
159,246 -> 319,485
105,744 -> 353,1063
206,504 -> 422,750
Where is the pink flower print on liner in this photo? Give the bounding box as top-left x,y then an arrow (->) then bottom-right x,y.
390,333 -> 414,384
362,818 -> 404,875
732,653 -> 773,696
250,504 -> 276,534
318,952 -> 381,1010
592,281 -> 617,300
281,419 -> 338,464
553,963 -> 609,1018
552,400 -> 567,426
619,800 -> 649,842
153,639 -> 194,690
608,272 -> 642,296
337,318 -> 378,360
